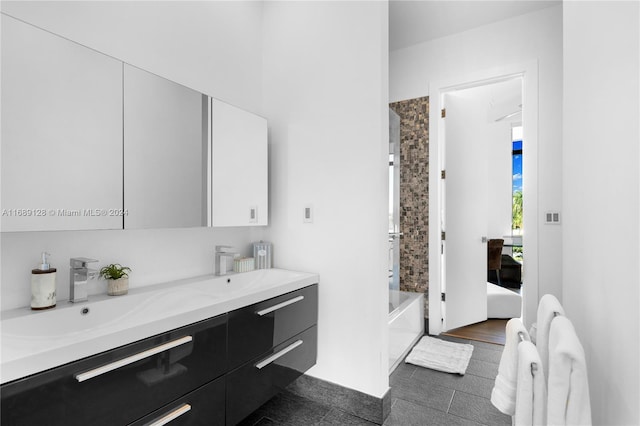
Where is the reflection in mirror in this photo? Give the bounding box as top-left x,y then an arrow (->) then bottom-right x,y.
124,65 -> 210,229
1,14 -> 123,232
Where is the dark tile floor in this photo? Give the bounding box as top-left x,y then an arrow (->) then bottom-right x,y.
238,335 -> 511,426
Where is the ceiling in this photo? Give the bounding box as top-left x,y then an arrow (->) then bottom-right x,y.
389,0 -> 560,51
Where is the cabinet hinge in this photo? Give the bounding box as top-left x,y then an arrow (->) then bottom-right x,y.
441,231 -> 446,240
441,108 -> 446,118
441,170 -> 446,179
441,293 -> 446,302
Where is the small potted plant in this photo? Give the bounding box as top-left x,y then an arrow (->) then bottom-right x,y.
99,263 -> 131,296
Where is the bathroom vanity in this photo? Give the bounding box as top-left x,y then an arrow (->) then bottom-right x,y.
0,270 -> 318,425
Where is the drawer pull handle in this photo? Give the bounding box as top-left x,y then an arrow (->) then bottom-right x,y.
256,295 -> 304,316
255,339 -> 303,369
75,335 -> 193,382
147,403 -> 192,426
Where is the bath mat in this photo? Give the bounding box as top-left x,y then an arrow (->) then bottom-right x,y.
405,336 -> 474,375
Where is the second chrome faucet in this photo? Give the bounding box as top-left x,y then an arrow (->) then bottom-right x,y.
69,258 -> 98,303
215,246 -> 237,276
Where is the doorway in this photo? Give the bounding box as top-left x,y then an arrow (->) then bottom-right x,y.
428,62 -> 539,336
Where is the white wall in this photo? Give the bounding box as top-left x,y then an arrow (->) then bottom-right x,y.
390,5 -> 563,326
563,2 -> 639,424
486,122 -> 515,240
0,1 -> 265,311
485,80 -> 519,240
0,1 -> 263,112
261,1 -> 390,398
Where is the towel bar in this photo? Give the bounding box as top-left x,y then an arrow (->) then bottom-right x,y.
517,331 -> 539,375
517,312 -> 560,376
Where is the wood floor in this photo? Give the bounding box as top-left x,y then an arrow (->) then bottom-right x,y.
442,319 -> 507,345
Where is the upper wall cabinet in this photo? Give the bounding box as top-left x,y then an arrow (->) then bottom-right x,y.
1,15 -> 123,232
211,100 -> 268,227
1,15 -> 268,232
124,65 -> 210,229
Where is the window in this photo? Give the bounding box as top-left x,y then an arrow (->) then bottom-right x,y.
512,126 -> 523,260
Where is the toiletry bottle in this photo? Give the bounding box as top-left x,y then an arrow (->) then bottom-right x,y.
31,252 -> 57,310
253,241 -> 272,269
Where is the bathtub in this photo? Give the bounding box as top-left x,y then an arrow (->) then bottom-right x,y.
388,290 -> 424,373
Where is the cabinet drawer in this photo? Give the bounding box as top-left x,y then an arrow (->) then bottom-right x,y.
226,325 -> 317,426
227,284 -> 317,370
129,376 -> 225,426
1,314 -> 227,426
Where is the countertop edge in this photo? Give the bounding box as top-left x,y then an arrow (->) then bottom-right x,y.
1,271 -> 319,385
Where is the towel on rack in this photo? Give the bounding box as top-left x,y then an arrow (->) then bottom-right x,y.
491,318 -> 529,415
547,316 -> 592,426
535,294 -> 565,380
529,323 -> 538,344
514,341 -> 546,426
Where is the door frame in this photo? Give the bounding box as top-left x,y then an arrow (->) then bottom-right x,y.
428,61 -> 539,335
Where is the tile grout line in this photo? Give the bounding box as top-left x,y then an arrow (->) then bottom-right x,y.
446,390 -> 455,414
315,409 -> 332,425
408,366 -> 417,380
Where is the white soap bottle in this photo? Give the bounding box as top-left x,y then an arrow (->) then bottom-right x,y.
31,252 -> 57,310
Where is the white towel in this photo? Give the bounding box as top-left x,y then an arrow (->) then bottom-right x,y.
491,318 -> 529,415
515,341 -> 546,426
547,316 -> 592,426
529,323 -> 537,344
535,294 -> 565,380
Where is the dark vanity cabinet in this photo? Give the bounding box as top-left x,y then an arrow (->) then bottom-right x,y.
129,377 -> 226,426
1,284 -> 318,426
226,326 -> 317,426
227,284 -> 318,370
1,314 -> 227,426
226,285 -> 318,425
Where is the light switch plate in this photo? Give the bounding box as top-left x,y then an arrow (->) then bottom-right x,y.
544,211 -> 560,224
303,205 -> 313,223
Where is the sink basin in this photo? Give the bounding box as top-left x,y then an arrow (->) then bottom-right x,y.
2,296 -> 139,339
2,287 -> 217,340
188,269 -> 310,294
0,268 -> 318,384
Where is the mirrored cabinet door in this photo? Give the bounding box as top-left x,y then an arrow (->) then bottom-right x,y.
123,65 -> 210,229
1,15 -> 123,232
211,100 -> 268,227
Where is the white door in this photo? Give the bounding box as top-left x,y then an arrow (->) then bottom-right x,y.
442,90 -> 489,331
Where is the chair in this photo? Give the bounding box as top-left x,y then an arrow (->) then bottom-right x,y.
487,239 -> 504,286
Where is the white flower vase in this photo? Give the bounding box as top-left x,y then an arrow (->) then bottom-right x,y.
107,277 -> 129,296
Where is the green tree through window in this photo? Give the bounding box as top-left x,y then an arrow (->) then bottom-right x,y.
512,135 -> 523,261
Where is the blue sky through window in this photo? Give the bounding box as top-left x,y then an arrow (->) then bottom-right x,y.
513,140 -> 522,193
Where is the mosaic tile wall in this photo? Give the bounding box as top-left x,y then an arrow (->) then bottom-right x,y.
389,97 -> 429,317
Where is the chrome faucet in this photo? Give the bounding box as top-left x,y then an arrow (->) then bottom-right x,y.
70,258 -> 98,302
215,246 -> 237,276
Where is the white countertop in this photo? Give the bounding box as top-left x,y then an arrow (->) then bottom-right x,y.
1,268 -> 319,384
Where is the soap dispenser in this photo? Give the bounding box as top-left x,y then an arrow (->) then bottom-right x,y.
31,252 -> 57,310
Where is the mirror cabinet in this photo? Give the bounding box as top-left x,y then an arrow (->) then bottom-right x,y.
1,15 -> 123,232
124,65 -> 210,229
212,100 -> 268,227
1,14 -> 268,232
